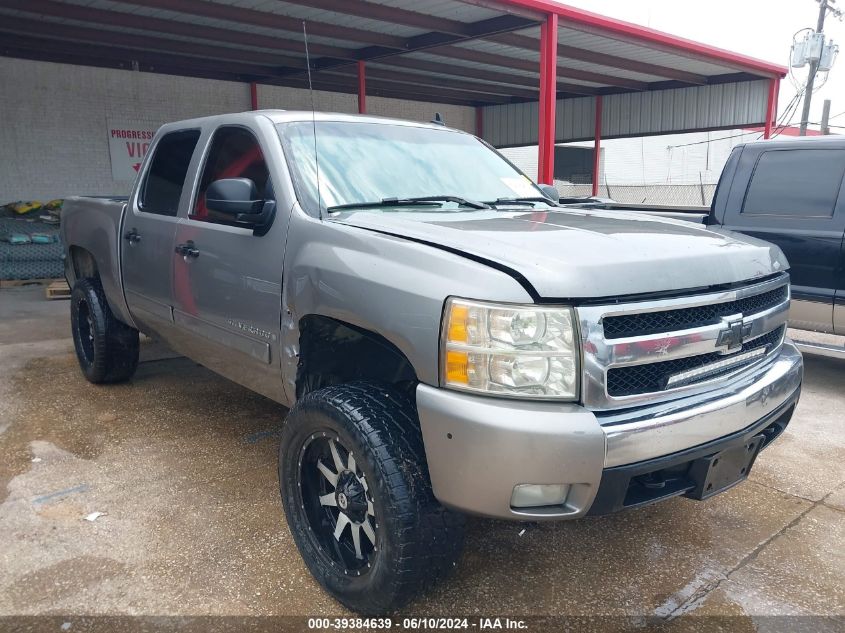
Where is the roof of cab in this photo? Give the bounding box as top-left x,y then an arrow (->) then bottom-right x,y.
740,135 -> 845,150
157,109 -> 464,135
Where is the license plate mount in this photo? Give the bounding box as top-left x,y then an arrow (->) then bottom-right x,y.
686,434 -> 765,500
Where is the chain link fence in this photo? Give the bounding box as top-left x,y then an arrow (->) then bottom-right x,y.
555,180 -> 716,207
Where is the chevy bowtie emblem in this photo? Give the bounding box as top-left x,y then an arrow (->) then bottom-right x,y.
716,316 -> 752,353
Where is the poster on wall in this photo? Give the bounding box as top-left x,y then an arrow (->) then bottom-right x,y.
107,121 -> 157,181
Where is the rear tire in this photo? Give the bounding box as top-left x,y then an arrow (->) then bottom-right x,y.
70,277 -> 139,384
279,382 -> 465,615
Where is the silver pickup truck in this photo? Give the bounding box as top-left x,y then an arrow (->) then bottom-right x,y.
61,111 -> 803,614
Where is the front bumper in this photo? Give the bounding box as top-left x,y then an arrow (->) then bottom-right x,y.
416,340 -> 803,520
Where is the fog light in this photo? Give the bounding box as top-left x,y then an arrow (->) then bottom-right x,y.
510,484 -> 570,508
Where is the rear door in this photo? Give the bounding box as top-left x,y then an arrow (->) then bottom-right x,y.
720,146 -> 845,333
171,122 -> 287,401
121,128 -> 200,334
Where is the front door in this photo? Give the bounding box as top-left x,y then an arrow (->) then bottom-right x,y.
121,129 -> 201,335
171,124 -> 286,402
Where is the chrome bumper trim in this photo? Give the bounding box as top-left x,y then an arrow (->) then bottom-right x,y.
601,340 -> 803,467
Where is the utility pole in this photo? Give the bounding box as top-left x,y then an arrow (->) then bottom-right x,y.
821,99 -> 832,133
800,0 -> 832,135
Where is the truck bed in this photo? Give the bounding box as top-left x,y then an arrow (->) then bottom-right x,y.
60,196 -> 133,326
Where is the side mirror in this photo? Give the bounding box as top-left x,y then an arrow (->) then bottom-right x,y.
205,177 -> 276,236
205,178 -> 264,215
538,183 -> 559,203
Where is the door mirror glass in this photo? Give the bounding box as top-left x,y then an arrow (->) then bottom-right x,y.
205,178 -> 264,216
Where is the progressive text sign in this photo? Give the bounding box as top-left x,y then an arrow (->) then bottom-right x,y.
107,123 -> 156,181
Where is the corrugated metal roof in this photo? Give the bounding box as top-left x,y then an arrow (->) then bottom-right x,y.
454,37 -> 669,83
556,27 -> 742,77
0,0 -> 785,113
374,0 -> 502,22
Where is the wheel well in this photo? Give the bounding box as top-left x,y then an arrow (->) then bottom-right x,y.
69,246 -> 99,281
296,315 -> 418,402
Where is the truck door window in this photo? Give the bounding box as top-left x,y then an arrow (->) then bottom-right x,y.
742,149 -> 845,218
192,126 -> 272,224
140,130 -> 201,216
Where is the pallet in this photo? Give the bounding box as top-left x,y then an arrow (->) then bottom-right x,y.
45,280 -> 71,300
0,277 -> 64,289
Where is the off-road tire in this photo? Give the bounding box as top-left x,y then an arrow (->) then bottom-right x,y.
70,277 -> 139,384
279,382 -> 465,615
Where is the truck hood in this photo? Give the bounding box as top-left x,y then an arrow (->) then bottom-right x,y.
333,208 -> 789,299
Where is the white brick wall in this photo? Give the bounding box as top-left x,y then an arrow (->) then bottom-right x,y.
0,58 -> 474,202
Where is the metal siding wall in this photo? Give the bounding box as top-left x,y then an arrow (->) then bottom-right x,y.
481,80 -> 770,147
557,97 -> 595,144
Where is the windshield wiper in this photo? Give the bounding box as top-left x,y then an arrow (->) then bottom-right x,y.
327,195 -> 490,212
486,196 -> 559,208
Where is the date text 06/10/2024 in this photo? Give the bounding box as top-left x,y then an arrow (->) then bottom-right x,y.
307,618 -> 528,630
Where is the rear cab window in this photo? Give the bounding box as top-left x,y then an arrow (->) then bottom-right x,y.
139,129 -> 201,216
742,148 -> 845,219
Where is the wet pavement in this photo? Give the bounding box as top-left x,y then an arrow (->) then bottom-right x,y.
0,287 -> 843,630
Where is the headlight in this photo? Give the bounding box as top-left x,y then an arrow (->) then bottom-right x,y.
441,298 -> 579,400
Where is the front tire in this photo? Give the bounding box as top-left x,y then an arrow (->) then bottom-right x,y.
279,382 -> 465,615
70,277 -> 139,384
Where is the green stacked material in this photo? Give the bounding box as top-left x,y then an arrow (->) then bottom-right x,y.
0,216 -> 63,280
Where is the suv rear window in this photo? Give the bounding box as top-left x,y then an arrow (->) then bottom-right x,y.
140,129 -> 201,216
742,148 -> 845,218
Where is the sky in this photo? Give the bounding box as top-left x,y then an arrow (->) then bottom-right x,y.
560,0 -> 845,131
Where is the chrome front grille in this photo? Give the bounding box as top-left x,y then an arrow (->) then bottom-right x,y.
606,325 -> 785,397
577,274 -> 790,411
602,285 -> 788,339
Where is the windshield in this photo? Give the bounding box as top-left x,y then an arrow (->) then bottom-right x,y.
278,121 -> 544,214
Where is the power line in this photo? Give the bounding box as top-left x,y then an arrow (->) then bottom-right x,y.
666,131 -> 765,149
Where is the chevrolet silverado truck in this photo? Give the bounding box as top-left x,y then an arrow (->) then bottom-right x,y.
61,111 -> 803,614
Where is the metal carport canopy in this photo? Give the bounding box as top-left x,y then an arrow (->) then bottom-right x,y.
0,0 -> 787,187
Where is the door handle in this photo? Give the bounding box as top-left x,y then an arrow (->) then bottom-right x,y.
175,241 -> 200,259
123,229 -> 141,244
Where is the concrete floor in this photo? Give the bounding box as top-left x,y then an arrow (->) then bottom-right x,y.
1,286 -> 843,627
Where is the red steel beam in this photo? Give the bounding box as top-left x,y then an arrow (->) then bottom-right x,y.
489,0 -> 787,77
250,82 -> 259,110
592,95 -> 603,196
358,60 -> 366,114
763,77 -> 780,139
537,13 -> 558,185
